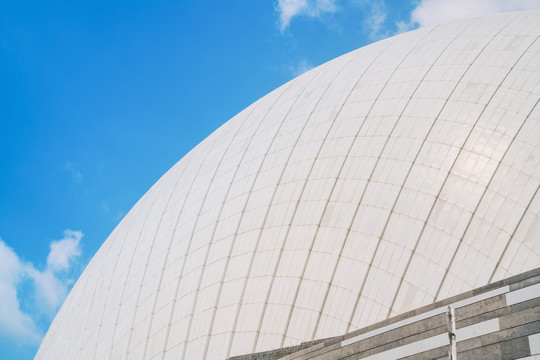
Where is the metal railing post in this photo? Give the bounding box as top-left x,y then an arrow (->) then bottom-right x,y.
447,306 -> 457,360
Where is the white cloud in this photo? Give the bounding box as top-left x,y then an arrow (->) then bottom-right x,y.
0,231 -> 83,345
47,230 -> 82,272
0,240 -> 42,344
25,267 -> 68,312
274,0 -> 393,39
276,0 -> 307,30
276,0 -> 338,31
409,0 -> 540,28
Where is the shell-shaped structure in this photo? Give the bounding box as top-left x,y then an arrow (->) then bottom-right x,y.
37,10 -> 540,360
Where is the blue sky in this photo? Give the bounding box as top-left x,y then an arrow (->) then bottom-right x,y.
1,1 -> 539,358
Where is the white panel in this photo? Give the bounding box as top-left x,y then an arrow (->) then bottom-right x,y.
506,283 -> 540,305
530,333 -> 540,355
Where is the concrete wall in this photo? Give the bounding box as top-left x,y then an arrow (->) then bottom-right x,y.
230,267 -> 540,359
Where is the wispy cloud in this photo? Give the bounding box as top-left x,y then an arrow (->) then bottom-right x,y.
364,0 -> 389,40
275,0 -> 394,40
408,0 -> 540,28
102,201 -> 126,222
394,20 -> 415,35
290,59 -> 315,77
64,161 -> 82,184
0,231 -> 83,344
276,0 -> 339,32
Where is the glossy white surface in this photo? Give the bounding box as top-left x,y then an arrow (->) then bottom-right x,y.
37,10 -> 540,360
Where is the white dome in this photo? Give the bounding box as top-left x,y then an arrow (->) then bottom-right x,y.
37,10 -> 540,360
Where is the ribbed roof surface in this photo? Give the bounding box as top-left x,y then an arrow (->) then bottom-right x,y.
37,10 -> 540,360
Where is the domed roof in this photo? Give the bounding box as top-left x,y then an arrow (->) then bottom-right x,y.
37,10 -> 540,360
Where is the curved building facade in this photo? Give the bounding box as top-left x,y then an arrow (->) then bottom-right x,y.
37,10 -> 540,360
